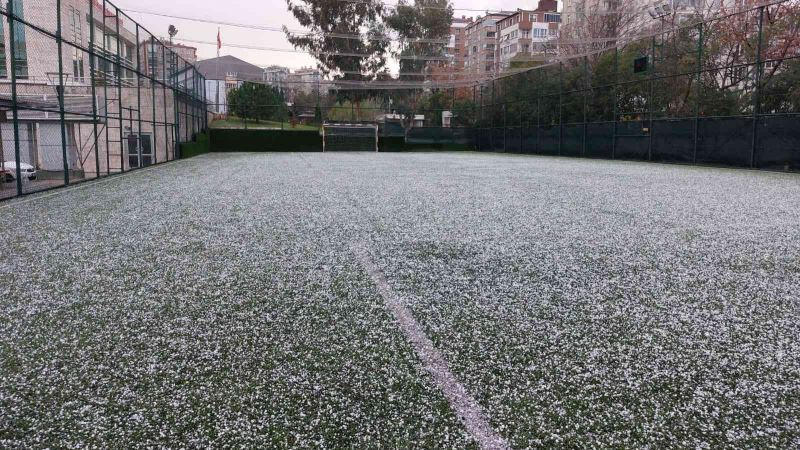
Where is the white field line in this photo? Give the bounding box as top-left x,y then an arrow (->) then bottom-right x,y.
353,246 -> 511,450
0,158 -> 192,210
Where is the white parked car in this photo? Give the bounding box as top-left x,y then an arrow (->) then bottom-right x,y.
1,162 -> 37,182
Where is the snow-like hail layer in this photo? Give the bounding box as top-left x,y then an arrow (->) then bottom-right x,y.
1,152 -> 799,448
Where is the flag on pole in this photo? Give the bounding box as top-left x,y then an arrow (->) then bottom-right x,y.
217,28 -> 222,57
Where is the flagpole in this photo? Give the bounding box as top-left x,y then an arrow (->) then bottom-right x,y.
216,27 -> 221,116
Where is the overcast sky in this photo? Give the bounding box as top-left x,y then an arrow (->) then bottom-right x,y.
115,0 -> 536,71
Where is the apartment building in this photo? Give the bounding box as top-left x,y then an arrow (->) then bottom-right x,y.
447,16 -> 473,70
0,0 -> 181,179
166,43 -> 197,65
561,0 -> 705,39
464,12 -> 510,76
496,1 -> 561,73
284,67 -> 322,102
264,65 -> 290,86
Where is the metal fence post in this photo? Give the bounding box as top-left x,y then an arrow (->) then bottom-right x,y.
583,55 -> 588,157
56,0 -> 69,185
490,78 -> 495,150
503,102 -> 507,152
472,84 -> 477,143
102,0 -> 110,174
8,0 -> 22,196
750,6 -> 765,169
151,38 -> 158,165
648,35 -> 656,161
161,44 -> 169,160
450,87 -> 455,122
520,75 -> 524,152
135,25 -> 143,169
536,84 -> 541,153
612,46 -> 619,160
183,62 -> 189,140
693,22 -> 703,164
88,0 -> 100,177
558,62 -> 563,156
172,54 -> 180,158
114,6 -> 124,172
478,84 -> 483,148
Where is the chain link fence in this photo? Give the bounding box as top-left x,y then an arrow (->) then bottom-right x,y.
475,0 -> 800,171
0,0 -> 208,200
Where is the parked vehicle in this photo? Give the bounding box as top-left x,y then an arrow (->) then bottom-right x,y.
1,162 -> 37,182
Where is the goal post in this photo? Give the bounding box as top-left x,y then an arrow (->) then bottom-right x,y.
322,123 -> 379,152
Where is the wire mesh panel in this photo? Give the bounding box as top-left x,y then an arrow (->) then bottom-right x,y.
470,0 -> 799,172
651,118 -> 694,163
323,124 -> 377,152
756,115 -> 800,170
562,124 -> 584,157
0,0 -> 207,201
697,117 -> 753,167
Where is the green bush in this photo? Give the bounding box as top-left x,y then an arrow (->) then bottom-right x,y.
180,131 -> 210,158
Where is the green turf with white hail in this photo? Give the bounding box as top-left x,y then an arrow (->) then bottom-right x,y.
1,152 -> 798,448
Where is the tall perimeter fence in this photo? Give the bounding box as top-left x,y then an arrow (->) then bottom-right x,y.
475,0 -> 800,171
0,0 -> 208,201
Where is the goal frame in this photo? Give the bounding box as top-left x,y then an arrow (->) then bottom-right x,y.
322,123 -> 379,153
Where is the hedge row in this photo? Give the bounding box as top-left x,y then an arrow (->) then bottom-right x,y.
208,129 -> 474,153
180,131 -> 210,159
379,136 -> 472,152
210,129 -> 323,152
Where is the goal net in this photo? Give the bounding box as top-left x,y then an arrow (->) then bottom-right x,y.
322,123 -> 379,152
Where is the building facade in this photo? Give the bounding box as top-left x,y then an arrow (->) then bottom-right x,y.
166,43 -> 197,65
496,1 -> 561,73
446,16 -> 473,70
284,67 -> 322,102
0,0 -> 204,193
464,13 -> 510,76
264,65 -> 290,86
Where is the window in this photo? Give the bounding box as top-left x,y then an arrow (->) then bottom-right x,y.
9,0 -> 28,79
727,66 -> 747,82
544,14 -> 561,23
533,28 -> 548,38
105,34 -> 118,54
0,18 -> 6,78
127,133 -> 153,168
70,7 -> 85,82
148,42 -> 159,78
486,31 -> 496,38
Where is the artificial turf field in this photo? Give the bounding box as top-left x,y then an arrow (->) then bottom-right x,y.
1,152 -> 798,448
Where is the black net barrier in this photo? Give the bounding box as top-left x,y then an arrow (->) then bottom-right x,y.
757,115 -> 800,171
652,119 -> 695,163
562,125 -> 584,157
615,121 -> 649,160
585,122 -> 614,159
697,117 -> 752,167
